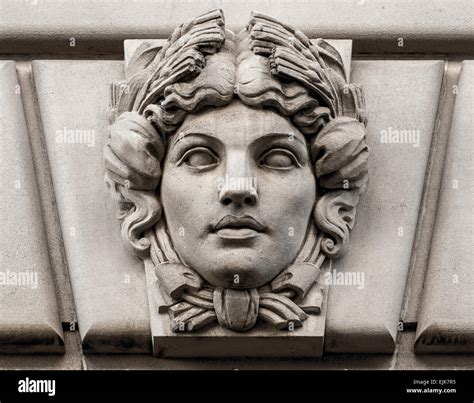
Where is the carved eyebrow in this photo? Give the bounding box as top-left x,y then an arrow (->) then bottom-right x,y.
171,132 -> 221,148
171,131 -> 307,149
252,132 -> 306,146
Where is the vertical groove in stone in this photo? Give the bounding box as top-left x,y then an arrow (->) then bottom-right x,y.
16,61 -> 81,343
400,60 -> 463,326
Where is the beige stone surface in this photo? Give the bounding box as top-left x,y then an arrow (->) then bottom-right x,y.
325,60 -> 445,353
0,61 -> 63,353
33,60 -> 151,353
1,1 -> 472,54
415,61 -> 474,353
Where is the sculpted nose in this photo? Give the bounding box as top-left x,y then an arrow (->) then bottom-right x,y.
219,183 -> 258,206
218,152 -> 258,207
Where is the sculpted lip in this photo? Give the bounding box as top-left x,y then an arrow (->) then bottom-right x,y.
212,215 -> 265,240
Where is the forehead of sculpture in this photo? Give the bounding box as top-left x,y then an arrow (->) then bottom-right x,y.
173,100 -> 305,147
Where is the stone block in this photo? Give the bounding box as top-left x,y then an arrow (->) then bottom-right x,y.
325,60 -> 445,353
0,61 -> 63,353
1,1 -> 472,54
33,60 -> 151,353
415,61 -> 474,353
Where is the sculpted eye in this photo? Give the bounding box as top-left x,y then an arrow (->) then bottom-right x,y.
260,148 -> 299,170
180,147 -> 219,170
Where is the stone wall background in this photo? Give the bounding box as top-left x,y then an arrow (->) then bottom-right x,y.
0,0 -> 473,369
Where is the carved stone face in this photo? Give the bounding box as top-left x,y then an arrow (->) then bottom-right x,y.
106,10 -> 369,334
161,100 -> 316,289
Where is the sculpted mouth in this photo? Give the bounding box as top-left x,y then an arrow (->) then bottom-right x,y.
212,215 -> 265,240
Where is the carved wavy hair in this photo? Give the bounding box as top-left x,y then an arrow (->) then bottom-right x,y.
105,10 -> 368,267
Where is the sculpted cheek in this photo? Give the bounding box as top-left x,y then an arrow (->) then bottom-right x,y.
263,172 -> 315,212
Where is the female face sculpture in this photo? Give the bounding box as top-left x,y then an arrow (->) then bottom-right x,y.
105,10 -> 368,332
162,101 -> 316,289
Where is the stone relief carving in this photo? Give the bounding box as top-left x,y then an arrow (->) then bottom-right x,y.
104,9 -> 368,334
